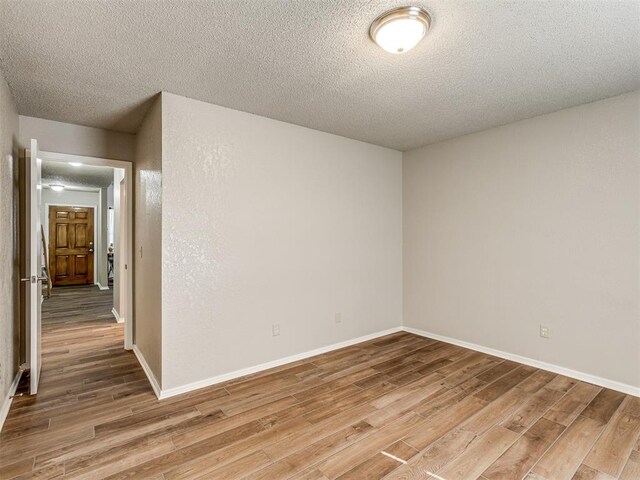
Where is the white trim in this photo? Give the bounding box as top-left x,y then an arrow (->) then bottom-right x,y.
0,369 -> 23,433
111,307 -> 123,323
40,150 -> 133,351
133,345 -> 161,398
158,327 -> 403,399
402,326 -> 640,397
97,283 -> 109,291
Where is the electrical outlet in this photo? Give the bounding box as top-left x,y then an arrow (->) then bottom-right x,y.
335,312 -> 342,324
272,323 -> 280,337
540,325 -> 550,339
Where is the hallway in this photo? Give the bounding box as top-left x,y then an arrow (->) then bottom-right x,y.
0,286 -> 152,478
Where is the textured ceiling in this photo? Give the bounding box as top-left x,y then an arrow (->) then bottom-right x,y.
42,161 -> 114,189
1,0 -> 639,151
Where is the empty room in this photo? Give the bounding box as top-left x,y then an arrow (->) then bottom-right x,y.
0,1 -> 638,479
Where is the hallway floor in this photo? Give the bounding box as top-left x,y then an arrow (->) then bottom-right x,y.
0,287 -> 639,479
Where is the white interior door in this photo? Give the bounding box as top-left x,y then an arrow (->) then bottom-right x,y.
25,138 -> 42,394
118,178 -> 128,347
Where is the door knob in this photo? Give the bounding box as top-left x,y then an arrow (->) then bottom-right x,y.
20,276 -> 47,283
89,249 -> 94,252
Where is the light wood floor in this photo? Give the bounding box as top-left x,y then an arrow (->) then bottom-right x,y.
1,286 -> 639,479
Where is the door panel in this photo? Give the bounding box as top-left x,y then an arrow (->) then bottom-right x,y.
56,255 -> 69,277
49,206 -> 94,286
56,224 -> 68,247
25,139 -> 42,395
75,224 -> 87,246
75,255 -> 88,276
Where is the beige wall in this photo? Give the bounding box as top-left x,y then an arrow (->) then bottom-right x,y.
403,91 -> 640,389
19,116 -> 135,161
160,93 -> 403,391
134,97 -> 162,385
0,71 -> 20,418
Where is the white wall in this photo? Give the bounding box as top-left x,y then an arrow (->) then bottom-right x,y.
134,97 -> 162,385
0,69 -> 20,424
19,116 -> 135,161
160,92 -> 403,391
403,91 -> 640,389
41,188 -> 106,288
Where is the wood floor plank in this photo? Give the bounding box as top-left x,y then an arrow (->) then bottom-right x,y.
383,428 -> 478,479
580,389 -> 626,426
500,386 -> 565,433
106,420 -> 268,479
474,365 -> 537,402
263,403 -> 376,461
62,435 -> 176,479
483,417 -> 565,480
404,395 -> 487,450
246,421 -> 375,480
582,396 -> 640,477
336,451 -> 401,479
0,458 -> 34,479
163,417 -> 311,479
619,449 -> 640,480
571,464 -> 615,480
193,450 -> 271,479
529,415 -> 605,480
316,412 -> 426,479
289,468 -> 331,480
436,426 -> 519,480
544,382 -> 601,426
462,386 -> 531,436
383,440 -> 419,462
475,360 -> 520,384
11,463 -> 65,479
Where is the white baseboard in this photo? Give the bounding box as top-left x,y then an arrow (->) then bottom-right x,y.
0,368 -> 23,433
158,327 -> 404,399
139,323 -> 638,401
111,307 -> 123,324
132,345 -> 161,399
402,326 -> 640,397
96,283 -> 109,291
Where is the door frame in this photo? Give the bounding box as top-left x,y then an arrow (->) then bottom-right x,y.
45,202 -> 98,287
38,150 -> 134,351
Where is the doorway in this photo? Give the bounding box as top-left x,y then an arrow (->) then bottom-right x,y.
48,205 -> 95,286
22,144 -> 133,395
39,150 -> 133,349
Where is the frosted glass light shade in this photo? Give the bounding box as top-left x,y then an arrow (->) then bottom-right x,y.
370,7 -> 431,54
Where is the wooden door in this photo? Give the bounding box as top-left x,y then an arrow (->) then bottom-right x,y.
49,206 -> 94,286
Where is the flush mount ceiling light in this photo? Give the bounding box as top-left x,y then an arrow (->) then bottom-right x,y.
69,162 -> 82,167
50,184 -> 65,192
369,6 -> 431,54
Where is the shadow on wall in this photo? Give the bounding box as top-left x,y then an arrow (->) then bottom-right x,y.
107,94 -> 159,134
13,134 -> 24,372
